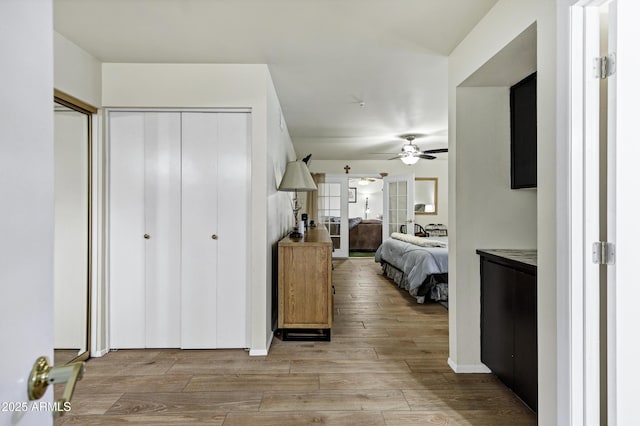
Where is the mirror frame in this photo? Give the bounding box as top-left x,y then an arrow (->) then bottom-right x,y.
54,89 -> 96,364
414,177 -> 438,216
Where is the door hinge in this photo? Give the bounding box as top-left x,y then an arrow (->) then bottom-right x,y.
594,53 -> 616,79
592,241 -> 615,265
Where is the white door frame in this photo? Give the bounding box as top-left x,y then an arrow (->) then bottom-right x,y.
560,1 -> 605,424
559,0 -> 640,424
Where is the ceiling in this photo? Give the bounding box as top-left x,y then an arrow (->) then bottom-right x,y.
54,0 -> 498,160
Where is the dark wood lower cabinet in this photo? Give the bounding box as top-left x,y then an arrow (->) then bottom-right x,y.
478,250 -> 537,412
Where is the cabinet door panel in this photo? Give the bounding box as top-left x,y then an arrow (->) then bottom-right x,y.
280,245 -> 330,327
513,269 -> 538,411
480,259 -> 515,387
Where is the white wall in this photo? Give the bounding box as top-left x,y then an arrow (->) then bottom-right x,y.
102,63 -> 294,354
309,159 -> 448,227
448,0 -> 557,423
454,85 -> 537,362
266,70 -> 297,347
54,32 -> 102,107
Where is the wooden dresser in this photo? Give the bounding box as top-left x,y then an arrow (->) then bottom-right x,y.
278,225 -> 333,340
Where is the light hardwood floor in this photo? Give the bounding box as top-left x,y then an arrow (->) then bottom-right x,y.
56,258 -> 535,425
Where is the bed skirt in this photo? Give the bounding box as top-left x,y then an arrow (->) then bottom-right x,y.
380,262 -> 448,305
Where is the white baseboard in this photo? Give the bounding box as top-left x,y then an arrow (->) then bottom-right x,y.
91,348 -> 109,358
448,357 -> 492,373
249,330 -> 274,356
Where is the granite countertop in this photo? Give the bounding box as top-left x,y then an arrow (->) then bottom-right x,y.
476,249 -> 537,267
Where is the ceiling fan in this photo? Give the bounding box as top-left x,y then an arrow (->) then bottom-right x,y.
356,177 -> 378,186
389,135 -> 448,165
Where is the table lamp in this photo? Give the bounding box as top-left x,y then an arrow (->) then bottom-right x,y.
278,160 -> 317,238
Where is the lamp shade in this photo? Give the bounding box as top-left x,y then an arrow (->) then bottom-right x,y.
278,161 -> 317,191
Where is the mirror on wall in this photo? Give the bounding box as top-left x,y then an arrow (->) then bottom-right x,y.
414,177 -> 438,215
53,91 -> 95,364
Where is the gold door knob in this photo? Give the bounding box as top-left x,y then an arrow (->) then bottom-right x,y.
28,356 -> 85,418
211,234 -> 218,240
144,234 -> 150,239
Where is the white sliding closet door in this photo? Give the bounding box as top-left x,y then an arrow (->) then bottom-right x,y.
109,112 -> 181,348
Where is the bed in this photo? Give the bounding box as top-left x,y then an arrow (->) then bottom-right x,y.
324,217 -> 383,252
349,218 -> 382,251
374,232 -> 448,304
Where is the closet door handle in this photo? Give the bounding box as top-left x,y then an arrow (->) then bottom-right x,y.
211,234 -> 218,240
144,234 -> 150,239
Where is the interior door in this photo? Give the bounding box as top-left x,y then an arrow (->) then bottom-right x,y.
0,1 -> 55,422
109,112 -> 182,348
143,113 -> 182,347
382,174 -> 415,240
181,112 -> 250,348
211,113 -> 250,348
317,176 -> 349,258
607,1 -> 640,423
109,112 -> 146,348
181,113 -> 219,348
109,111 -> 249,349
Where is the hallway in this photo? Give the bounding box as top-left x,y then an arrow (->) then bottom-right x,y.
56,258 -> 535,425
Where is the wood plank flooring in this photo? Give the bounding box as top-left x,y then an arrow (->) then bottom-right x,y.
56,258 -> 535,425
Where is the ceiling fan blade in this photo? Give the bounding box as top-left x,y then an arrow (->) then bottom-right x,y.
422,148 -> 448,154
418,154 -> 436,160
388,155 -> 402,160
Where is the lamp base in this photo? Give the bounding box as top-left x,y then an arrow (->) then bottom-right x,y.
289,230 -> 303,239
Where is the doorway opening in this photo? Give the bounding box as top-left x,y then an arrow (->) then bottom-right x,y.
347,176 -> 383,258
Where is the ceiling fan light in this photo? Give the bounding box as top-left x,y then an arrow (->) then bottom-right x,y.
400,154 -> 420,165
401,143 -> 419,154
358,178 -> 369,186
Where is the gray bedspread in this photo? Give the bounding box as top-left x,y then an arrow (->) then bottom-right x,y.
375,237 -> 448,302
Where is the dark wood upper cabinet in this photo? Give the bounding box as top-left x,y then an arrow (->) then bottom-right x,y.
510,72 -> 537,189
